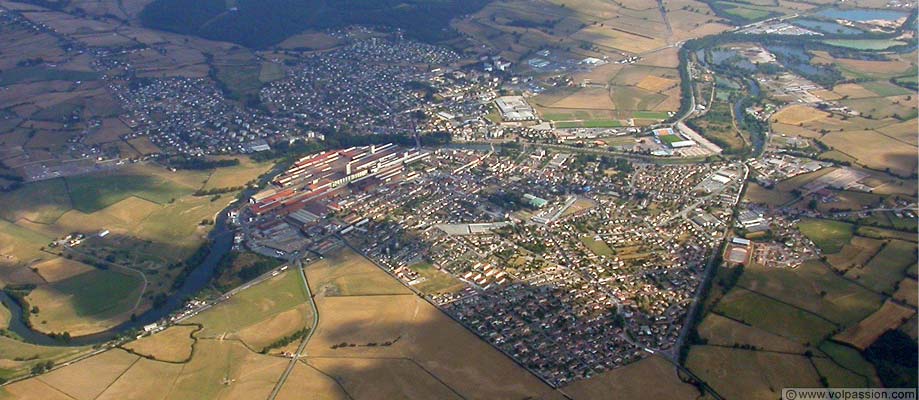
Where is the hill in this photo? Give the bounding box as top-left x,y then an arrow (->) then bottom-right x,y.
139,0 -> 490,48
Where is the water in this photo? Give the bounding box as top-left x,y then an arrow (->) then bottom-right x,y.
710,49 -> 756,72
767,45 -> 823,76
816,8 -> 907,22
1,164 -> 286,346
0,210 -> 235,346
793,19 -> 863,35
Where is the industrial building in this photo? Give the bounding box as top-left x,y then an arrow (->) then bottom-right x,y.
250,144 -> 429,216
494,96 -> 537,121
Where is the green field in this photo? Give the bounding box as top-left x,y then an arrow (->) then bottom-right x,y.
0,66 -> 100,85
716,2 -> 774,21
739,261 -> 884,326
408,262 -> 465,294
0,179 -> 71,224
632,111 -> 670,120
581,235 -> 614,256
27,268 -> 144,334
819,341 -> 878,384
554,120 -> 624,129
715,288 -> 838,345
846,240 -> 918,294
66,172 -> 195,213
797,218 -> 854,254
190,269 -> 308,337
823,40 -> 907,50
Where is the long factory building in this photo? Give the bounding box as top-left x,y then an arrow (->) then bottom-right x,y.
250,143 -> 428,215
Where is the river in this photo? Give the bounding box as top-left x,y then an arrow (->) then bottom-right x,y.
0,164 -> 284,346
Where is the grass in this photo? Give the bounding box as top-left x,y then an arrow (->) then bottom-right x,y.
408,262 -> 465,294
632,111 -> 670,119
27,268 -> 144,335
818,341 -> 878,384
715,288 -> 837,345
846,240 -> 917,294
813,355 -> 871,387
581,235 -> 613,256
738,261 -> 884,326
190,269 -> 308,338
797,218 -> 854,254
697,313 -> 806,353
0,67 -> 100,85
65,172 -> 195,213
686,345 -> 822,400
823,40 -> 907,51
305,248 -> 411,296
122,325 -> 196,362
0,178 -> 71,224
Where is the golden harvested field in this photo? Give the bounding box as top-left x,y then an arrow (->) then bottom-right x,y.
307,357 -> 463,400
834,300 -> 915,350
686,346 -> 822,400
563,355 -> 702,399
811,50 -> 917,80
165,339 -> 288,399
832,83 -> 883,99
821,130 -> 917,176
893,278 -> 918,307
275,361 -> 350,400
0,378 -> 76,400
306,249 -> 411,296
236,304 -> 313,351
636,75 -> 678,92
697,313 -> 807,354
572,26 -> 667,54
296,247 -> 564,399
772,105 -> 831,125
877,120 -> 919,146
36,349 -> 139,400
190,269 -> 310,344
94,358 -> 184,400
123,325 -> 198,362
202,157 -> 273,190
31,257 -> 94,282
547,87 -> 616,110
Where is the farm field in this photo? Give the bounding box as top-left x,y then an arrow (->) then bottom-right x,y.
294,247 -> 565,399
686,345 -> 821,400
563,355 -> 701,399
407,262 -> 465,295
713,287 -> 837,345
122,325 -> 198,362
797,218 -> 854,254
834,300 -> 915,351
0,159 -> 269,376
26,267 -> 144,336
188,268 -> 311,351
845,240 -> 918,294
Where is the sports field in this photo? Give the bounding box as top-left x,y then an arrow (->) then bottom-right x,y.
797,218 -> 854,254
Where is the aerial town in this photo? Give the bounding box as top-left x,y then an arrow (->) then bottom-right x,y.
234,143 -> 747,385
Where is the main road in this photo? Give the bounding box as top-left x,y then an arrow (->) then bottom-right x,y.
267,258 -> 320,400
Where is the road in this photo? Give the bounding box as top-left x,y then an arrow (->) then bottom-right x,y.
267,258 -> 319,400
